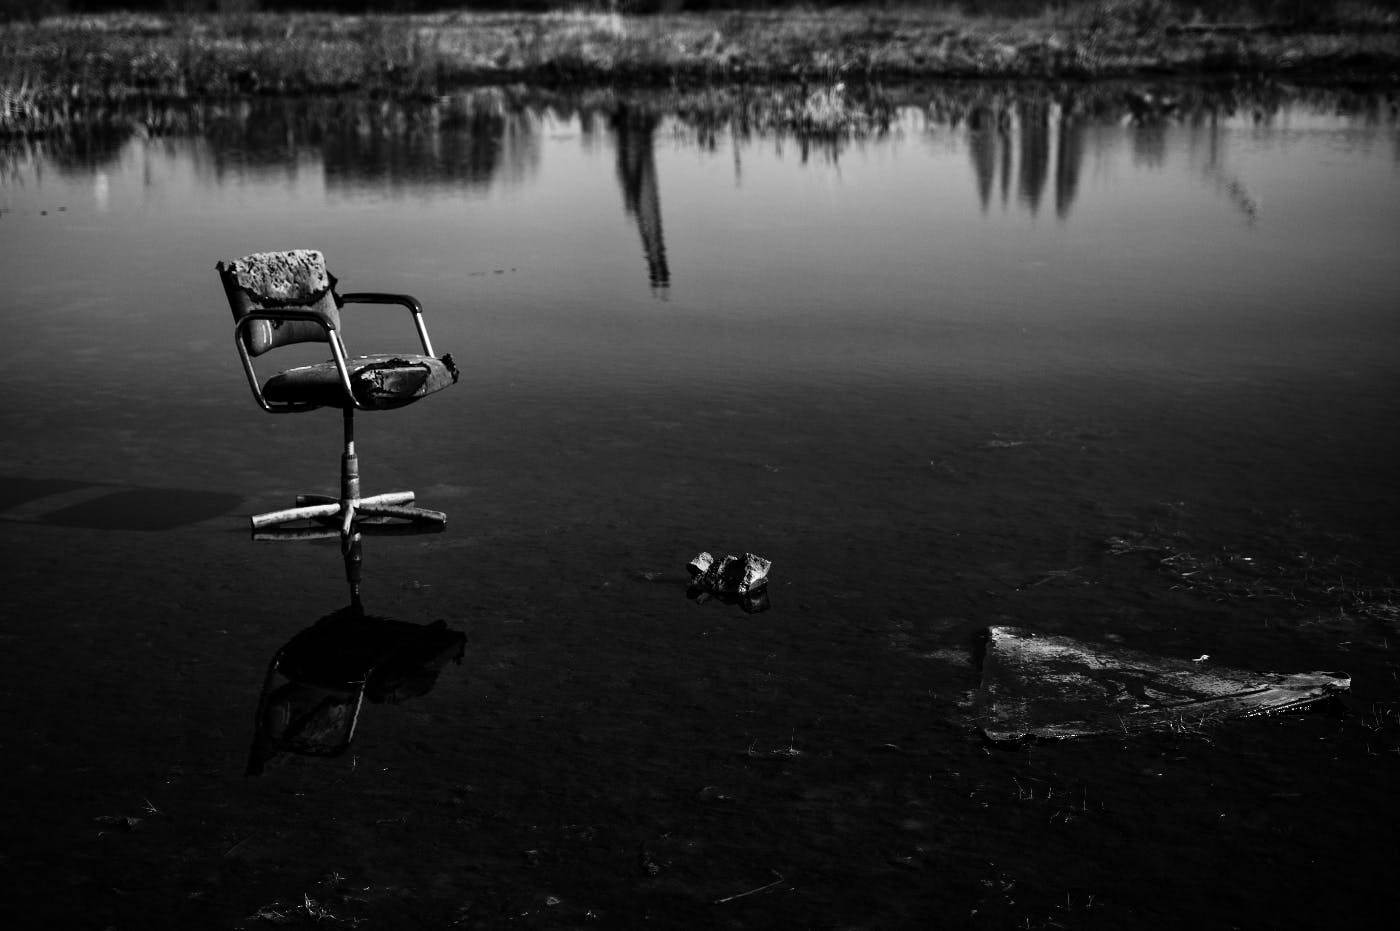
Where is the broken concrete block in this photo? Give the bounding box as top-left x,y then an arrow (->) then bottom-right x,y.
686,551 -> 773,613
733,553 -> 772,595
687,552 -> 714,579
703,554 -> 739,592
689,551 -> 771,596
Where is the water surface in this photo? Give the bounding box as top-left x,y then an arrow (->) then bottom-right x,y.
2,83 -> 1398,928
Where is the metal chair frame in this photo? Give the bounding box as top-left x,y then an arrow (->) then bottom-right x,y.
221,269 -> 449,539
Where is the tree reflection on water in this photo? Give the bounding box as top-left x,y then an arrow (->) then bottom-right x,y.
2,81 -> 1391,288
611,104 -> 670,294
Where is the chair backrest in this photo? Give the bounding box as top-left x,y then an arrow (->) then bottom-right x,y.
217,249 -> 342,357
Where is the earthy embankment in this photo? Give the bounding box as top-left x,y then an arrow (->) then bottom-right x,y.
3,9 -> 1399,134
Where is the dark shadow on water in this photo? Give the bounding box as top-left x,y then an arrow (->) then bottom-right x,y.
0,476 -> 243,531
0,476 -> 88,512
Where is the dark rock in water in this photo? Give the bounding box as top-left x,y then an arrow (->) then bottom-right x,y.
967,626 -> 1349,743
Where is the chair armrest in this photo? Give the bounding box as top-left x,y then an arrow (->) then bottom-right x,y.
234,312 -> 361,412
338,292 -> 436,357
339,291 -> 422,312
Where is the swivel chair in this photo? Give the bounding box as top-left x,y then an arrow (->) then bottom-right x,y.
217,249 -> 458,537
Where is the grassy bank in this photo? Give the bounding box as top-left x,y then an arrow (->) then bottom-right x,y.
4,5 -> 1400,135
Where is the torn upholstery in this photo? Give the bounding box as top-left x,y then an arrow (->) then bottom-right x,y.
263,354 -> 458,411
219,249 -> 341,357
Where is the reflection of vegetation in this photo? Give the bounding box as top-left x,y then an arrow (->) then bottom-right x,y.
612,105 -> 669,292
966,95 -> 1100,220
4,80 -> 1391,295
5,81 -> 1390,230
1195,116 -> 1259,224
18,91 -> 542,188
1017,98 -> 1050,215
954,79 -> 1374,221
4,6 -> 1400,135
1054,102 -> 1084,219
9,81 -> 1392,157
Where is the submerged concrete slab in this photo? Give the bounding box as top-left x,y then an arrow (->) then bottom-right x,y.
971,626 -> 1350,743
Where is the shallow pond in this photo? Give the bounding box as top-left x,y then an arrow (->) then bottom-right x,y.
2,82 -> 1398,928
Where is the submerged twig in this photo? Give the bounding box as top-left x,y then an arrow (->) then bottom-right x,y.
224,832 -> 258,857
714,870 -> 786,905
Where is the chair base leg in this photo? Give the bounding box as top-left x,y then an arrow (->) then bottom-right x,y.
250,492 -> 446,531
294,491 -> 415,508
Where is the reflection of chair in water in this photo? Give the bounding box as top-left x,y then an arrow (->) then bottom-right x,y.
216,249 -> 459,537
246,530 -> 466,775
246,605 -> 467,775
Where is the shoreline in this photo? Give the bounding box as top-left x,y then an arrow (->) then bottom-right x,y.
3,9 -> 1398,132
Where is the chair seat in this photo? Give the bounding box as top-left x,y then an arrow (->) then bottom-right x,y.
263,354 -> 457,410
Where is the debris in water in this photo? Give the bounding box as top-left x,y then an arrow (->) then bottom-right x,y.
968,626 -> 1349,742
686,551 -> 772,611
686,551 -> 714,579
687,551 -> 770,596
94,814 -> 144,831
713,869 -> 786,905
